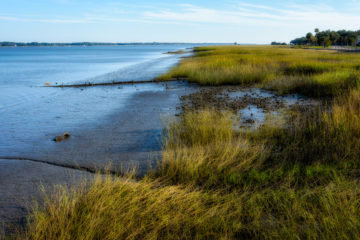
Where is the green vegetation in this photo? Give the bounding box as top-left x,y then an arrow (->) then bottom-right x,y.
270,41 -> 287,45
290,29 -> 360,47
13,46 -> 360,239
158,46 -> 360,97
18,101 -> 360,239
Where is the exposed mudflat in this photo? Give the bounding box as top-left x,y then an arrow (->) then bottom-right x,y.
180,86 -> 319,126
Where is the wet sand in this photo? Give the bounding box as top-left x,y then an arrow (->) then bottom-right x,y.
33,81 -> 196,175
0,81 -> 196,231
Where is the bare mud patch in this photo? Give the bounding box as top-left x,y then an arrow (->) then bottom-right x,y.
180,86 -> 320,127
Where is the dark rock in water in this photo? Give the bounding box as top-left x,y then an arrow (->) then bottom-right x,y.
63,132 -> 71,139
53,135 -> 63,142
53,132 -> 70,142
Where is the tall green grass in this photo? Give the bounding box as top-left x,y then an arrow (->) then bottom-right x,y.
158,46 -> 360,97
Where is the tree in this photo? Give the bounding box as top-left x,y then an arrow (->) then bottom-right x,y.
324,37 -> 332,47
329,31 -> 340,45
306,32 -> 313,45
290,37 -> 307,45
290,29 -> 360,46
271,42 -> 287,45
347,36 -> 357,46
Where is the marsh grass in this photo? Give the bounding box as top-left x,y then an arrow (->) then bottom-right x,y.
20,100 -> 360,239
265,70 -> 360,97
153,111 -> 269,188
17,175 -> 360,240
158,46 -> 360,97
13,46 -> 360,239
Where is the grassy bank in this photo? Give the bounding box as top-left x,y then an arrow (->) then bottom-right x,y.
17,102 -> 360,239
158,46 -> 360,97
12,46 -> 360,239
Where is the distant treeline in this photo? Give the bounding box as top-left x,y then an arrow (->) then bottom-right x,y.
271,42 -> 287,46
290,29 -> 360,47
0,42 -> 195,47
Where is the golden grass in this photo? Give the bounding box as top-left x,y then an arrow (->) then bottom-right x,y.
158,46 -> 360,97
18,98 -> 360,239
153,111 -> 268,188
10,46 -> 360,240
15,175 -> 360,240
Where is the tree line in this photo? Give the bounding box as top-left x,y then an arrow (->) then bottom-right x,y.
271,41 -> 287,46
290,29 -> 360,47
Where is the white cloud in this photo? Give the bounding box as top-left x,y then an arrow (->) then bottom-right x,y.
0,16 -> 19,21
1,1 -> 359,43
143,2 -> 360,30
4,1 -> 357,29
143,4 -> 281,26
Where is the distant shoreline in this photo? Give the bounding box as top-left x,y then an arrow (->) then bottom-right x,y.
0,42 -> 230,47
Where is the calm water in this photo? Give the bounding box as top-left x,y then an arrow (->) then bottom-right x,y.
0,45 -> 197,109
0,44 -> 200,156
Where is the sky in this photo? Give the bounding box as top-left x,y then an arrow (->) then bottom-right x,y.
1,0 -> 360,44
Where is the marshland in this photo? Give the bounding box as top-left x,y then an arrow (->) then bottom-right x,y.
4,45 -> 360,239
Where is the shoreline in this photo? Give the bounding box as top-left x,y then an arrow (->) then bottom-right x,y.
4,45 -> 360,238
45,78 -> 187,88
0,45 -> 195,233
0,80 -> 197,231
0,43 -> 225,48
0,78 -> 318,233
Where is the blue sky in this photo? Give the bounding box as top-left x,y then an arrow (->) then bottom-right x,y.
1,0 -> 360,43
